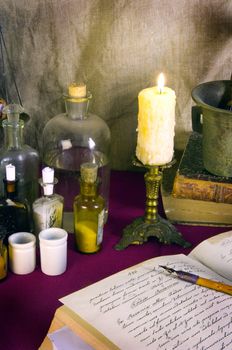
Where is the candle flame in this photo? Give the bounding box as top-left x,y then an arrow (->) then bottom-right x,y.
158,73 -> 165,93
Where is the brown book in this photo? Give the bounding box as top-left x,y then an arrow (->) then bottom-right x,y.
161,144 -> 232,226
172,132 -> 232,204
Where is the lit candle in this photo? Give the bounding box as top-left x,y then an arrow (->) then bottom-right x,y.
6,164 -> 16,181
136,73 -> 176,165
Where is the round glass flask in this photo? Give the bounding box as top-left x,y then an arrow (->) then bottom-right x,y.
42,83 -> 111,225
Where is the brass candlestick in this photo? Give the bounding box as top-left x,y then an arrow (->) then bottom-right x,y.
115,157 -> 191,250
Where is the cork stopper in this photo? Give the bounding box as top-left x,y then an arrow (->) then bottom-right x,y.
68,83 -> 87,98
80,163 -> 98,184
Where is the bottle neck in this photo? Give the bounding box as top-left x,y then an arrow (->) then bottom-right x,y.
64,93 -> 91,120
3,120 -> 24,149
42,184 -> 54,197
80,181 -> 98,198
3,179 -> 17,199
39,178 -> 57,197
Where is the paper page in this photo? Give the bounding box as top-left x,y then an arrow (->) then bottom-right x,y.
60,254 -> 232,350
48,326 -> 94,350
189,230 -> 232,281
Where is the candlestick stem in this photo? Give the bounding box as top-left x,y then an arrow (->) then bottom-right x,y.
115,158 -> 191,250
144,166 -> 161,223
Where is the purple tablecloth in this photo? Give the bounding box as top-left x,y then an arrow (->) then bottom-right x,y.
0,170 -> 228,350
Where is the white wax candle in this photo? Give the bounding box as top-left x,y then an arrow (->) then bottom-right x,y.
136,74 -> 176,165
6,164 -> 16,181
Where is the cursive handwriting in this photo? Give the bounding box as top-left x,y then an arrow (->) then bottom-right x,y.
62,255 -> 232,349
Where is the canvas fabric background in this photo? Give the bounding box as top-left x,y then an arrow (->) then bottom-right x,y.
0,0 -> 231,170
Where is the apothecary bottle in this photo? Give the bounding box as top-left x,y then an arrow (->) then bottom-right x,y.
0,104 -> 39,207
0,164 -> 31,244
73,162 -> 105,253
32,167 -> 64,237
42,83 -> 111,224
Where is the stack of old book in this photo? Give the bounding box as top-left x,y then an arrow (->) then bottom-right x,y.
161,132 -> 232,226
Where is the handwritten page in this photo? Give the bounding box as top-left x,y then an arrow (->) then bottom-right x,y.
60,254 -> 232,349
190,230 -> 232,281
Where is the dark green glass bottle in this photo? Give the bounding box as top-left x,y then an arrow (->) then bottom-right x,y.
0,164 -> 31,244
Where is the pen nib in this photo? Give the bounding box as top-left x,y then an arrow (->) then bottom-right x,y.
159,265 -> 176,274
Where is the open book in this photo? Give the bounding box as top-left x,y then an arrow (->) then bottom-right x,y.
40,230 -> 232,350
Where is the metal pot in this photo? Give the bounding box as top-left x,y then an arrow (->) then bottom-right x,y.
192,80 -> 232,177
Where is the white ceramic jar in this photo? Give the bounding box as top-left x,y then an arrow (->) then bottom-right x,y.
8,232 -> 36,275
39,227 -> 68,276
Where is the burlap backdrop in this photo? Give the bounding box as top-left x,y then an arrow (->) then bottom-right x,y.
0,0 -> 231,169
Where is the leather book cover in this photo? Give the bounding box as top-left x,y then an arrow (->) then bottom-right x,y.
172,132 -> 232,204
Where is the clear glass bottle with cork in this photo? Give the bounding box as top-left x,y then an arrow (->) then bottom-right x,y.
32,167 -> 64,237
0,104 -> 39,208
73,162 -> 105,253
0,163 -> 31,244
42,83 -> 111,230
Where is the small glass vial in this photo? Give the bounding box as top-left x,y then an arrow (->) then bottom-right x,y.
73,162 -> 105,253
0,164 -> 31,244
0,228 -> 7,281
32,167 -> 64,237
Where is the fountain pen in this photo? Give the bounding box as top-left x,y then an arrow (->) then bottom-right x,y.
160,265 -> 232,296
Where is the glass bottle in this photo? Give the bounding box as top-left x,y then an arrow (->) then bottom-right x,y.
73,162 -> 105,253
32,167 -> 64,237
42,83 -> 111,227
0,164 -> 31,244
0,104 -> 39,207
0,227 -> 7,281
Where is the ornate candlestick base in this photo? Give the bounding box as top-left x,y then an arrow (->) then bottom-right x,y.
115,158 -> 191,250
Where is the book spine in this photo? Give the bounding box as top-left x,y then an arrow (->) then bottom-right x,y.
172,174 -> 232,204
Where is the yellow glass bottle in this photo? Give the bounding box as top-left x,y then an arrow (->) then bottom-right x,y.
0,228 -> 7,281
73,163 -> 105,253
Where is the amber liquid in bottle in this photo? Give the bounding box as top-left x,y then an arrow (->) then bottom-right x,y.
73,163 -> 105,253
0,228 -> 7,281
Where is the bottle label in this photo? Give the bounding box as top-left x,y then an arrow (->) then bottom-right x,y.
97,210 -> 105,245
33,200 -> 63,235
